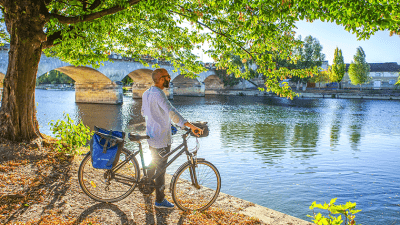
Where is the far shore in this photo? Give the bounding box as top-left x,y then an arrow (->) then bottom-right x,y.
33,83 -> 400,100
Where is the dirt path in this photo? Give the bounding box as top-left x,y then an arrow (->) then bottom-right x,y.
0,137 -> 263,224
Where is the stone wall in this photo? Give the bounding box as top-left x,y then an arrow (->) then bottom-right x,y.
174,85 -> 205,96
75,82 -> 123,104
172,75 -> 205,96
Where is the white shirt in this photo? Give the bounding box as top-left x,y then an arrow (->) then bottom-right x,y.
141,86 -> 187,148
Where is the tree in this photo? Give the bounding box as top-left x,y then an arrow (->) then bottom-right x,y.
37,70 -> 75,85
216,54 -> 258,87
0,0 -> 399,143
330,47 -> 345,89
311,67 -> 331,90
280,35 -> 325,91
348,46 -> 370,90
122,76 -> 133,86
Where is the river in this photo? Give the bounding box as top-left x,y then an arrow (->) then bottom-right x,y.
35,89 -> 400,224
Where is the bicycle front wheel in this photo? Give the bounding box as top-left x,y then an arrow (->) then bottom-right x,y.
78,148 -> 140,203
171,160 -> 221,211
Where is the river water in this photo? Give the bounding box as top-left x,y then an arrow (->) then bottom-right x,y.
35,89 -> 400,224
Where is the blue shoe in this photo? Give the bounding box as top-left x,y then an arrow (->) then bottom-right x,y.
155,199 -> 175,209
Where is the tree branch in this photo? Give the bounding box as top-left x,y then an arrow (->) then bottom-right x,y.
46,0 -> 142,24
89,0 -> 102,11
170,10 -> 254,59
42,30 -> 62,49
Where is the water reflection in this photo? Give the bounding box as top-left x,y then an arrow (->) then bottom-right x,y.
75,97 -> 146,134
290,122 -> 319,158
347,100 -> 367,151
252,122 -> 288,164
76,103 -> 124,131
328,101 -> 346,150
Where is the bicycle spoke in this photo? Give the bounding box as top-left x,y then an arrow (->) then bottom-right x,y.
172,161 -> 221,211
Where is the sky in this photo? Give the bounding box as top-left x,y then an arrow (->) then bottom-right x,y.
294,20 -> 400,65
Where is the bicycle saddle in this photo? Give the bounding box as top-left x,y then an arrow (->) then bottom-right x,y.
128,133 -> 150,142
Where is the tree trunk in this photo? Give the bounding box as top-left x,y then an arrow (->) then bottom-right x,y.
302,82 -> 307,91
0,1 -> 47,142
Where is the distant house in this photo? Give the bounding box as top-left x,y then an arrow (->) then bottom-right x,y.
342,62 -> 400,89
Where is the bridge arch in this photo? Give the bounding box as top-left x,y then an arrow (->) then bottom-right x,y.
172,74 -> 204,96
56,66 -> 122,104
56,66 -> 112,83
127,68 -> 174,99
204,75 -> 224,90
127,68 -> 153,84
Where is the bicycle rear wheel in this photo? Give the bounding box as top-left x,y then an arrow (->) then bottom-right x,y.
171,159 -> 221,211
78,148 -> 140,203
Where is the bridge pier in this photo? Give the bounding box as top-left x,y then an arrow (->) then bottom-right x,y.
174,82 -> 205,97
131,82 -> 173,100
75,82 -> 123,104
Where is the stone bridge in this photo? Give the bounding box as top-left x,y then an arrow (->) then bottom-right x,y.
0,44 -> 226,104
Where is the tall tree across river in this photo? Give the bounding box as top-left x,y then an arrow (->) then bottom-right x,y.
0,0 -> 399,143
330,47 -> 345,89
348,46 -> 370,90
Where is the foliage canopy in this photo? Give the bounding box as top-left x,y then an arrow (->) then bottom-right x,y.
1,0 -> 398,97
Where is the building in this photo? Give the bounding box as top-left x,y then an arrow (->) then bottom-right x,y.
342,62 -> 400,89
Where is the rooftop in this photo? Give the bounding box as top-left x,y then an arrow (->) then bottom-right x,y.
345,62 -> 400,72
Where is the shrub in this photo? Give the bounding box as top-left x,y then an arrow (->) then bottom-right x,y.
49,113 -> 93,155
308,198 -> 361,225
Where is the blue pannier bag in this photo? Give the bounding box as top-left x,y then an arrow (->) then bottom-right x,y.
90,126 -> 125,169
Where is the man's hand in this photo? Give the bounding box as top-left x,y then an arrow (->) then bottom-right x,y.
191,126 -> 203,137
184,122 -> 203,137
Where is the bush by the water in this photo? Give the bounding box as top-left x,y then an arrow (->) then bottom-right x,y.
49,113 -> 93,155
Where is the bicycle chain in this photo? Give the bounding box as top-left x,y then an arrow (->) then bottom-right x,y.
138,177 -> 156,195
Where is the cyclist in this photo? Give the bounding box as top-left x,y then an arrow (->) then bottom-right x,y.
141,68 -> 203,209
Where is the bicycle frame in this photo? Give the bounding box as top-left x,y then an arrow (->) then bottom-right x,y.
111,129 -> 199,186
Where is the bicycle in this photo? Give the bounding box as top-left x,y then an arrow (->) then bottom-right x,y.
78,126 -> 221,212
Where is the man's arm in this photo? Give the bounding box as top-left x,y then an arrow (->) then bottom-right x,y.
156,92 -> 203,136
156,91 -> 187,127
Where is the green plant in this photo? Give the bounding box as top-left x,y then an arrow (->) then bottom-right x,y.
49,113 -> 93,155
308,198 -> 361,225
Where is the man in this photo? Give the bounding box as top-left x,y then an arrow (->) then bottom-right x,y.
141,68 -> 203,208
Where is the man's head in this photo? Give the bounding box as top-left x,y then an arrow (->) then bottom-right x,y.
152,68 -> 171,89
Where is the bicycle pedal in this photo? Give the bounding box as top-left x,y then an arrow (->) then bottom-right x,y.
158,149 -> 167,157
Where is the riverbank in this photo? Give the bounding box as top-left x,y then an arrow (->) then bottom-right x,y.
0,136 -> 313,225
32,84 -> 400,100
207,88 -> 400,100
36,83 -> 75,90
295,88 -> 400,100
